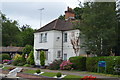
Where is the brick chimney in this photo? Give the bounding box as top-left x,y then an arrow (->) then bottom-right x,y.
65,7 -> 75,20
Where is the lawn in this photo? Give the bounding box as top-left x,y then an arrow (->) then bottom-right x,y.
23,69 -> 82,78
2,66 -> 11,70
23,69 -> 36,74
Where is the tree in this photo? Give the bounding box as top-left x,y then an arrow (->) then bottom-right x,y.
22,45 -> 33,60
40,50 -> 45,66
73,7 -> 83,20
2,14 -> 21,46
76,2 -> 117,56
20,24 -> 35,46
70,32 -> 80,56
27,51 -> 34,65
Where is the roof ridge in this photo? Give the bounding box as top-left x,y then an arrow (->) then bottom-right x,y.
53,19 -> 58,29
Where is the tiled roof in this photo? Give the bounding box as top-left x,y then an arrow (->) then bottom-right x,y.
35,19 -> 78,33
0,46 -> 25,52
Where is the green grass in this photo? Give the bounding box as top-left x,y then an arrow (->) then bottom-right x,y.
23,69 -> 36,74
64,75 -> 82,78
23,69 -> 82,78
41,72 -> 57,77
2,67 -> 11,70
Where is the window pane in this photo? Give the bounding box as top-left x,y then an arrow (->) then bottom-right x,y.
64,54 -> 67,60
64,33 -> 67,42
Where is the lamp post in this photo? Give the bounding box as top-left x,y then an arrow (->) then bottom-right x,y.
38,8 -> 44,27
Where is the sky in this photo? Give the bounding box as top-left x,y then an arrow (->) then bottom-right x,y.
1,0 -> 84,29
1,0 -> 116,29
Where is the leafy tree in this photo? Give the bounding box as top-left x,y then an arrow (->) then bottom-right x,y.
22,45 -> 33,60
73,7 -> 83,20
2,14 -> 21,46
58,15 -> 65,20
76,2 -> 117,56
27,51 -> 34,65
40,50 -> 45,66
20,24 -> 35,46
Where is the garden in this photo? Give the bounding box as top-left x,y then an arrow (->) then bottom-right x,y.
0,45 -> 120,79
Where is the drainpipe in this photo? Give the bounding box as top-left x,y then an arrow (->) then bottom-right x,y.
61,31 -> 63,60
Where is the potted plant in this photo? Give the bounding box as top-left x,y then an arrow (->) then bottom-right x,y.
36,69 -> 41,74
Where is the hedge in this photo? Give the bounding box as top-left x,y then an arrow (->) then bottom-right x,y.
69,56 -> 86,71
86,56 -> 120,74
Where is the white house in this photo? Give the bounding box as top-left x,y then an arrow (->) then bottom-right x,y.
34,7 -> 86,66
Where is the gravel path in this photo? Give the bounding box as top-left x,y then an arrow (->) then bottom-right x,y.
3,64 -> 120,79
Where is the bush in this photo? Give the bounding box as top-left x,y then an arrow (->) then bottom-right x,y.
60,60 -> 73,70
69,56 -> 86,71
56,72 -> 62,77
49,59 -> 63,70
23,64 -> 30,67
0,54 -> 11,61
86,56 -> 120,74
40,51 -> 45,66
12,57 -> 26,66
27,51 -> 34,65
12,54 -> 22,60
36,69 -> 41,74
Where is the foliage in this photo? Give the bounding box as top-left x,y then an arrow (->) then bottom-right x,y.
27,51 -> 34,65
12,55 -> 26,66
69,56 -> 86,71
22,45 -> 33,61
73,7 -> 83,20
40,50 -> 45,66
20,25 -> 35,46
36,69 -> 41,74
58,15 -> 65,20
12,54 -> 22,60
81,75 -> 96,80
60,60 -> 73,70
2,14 -> 21,46
7,60 -> 13,65
56,72 -> 62,77
1,13 -> 35,47
23,64 -> 30,67
49,59 -> 63,70
0,54 -> 11,60
86,56 -> 120,74
76,2 -> 117,56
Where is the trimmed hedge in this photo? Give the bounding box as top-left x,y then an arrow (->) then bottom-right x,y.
86,56 -> 120,74
69,56 -> 86,71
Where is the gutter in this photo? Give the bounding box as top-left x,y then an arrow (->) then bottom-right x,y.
61,31 -> 63,60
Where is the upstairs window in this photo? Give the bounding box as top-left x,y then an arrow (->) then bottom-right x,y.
39,33 -> 43,43
44,33 -> 47,42
39,33 -> 47,43
64,33 -> 67,42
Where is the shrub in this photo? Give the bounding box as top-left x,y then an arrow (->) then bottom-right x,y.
60,60 -> 73,70
36,69 -> 41,74
3,60 -> 10,63
23,64 -> 30,67
23,45 -> 33,55
40,51 -> 45,66
56,72 -> 62,77
0,54 -> 11,61
49,59 -> 63,70
12,54 -> 22,60
27,51 -> 34,65
86,56 -> 120,74
12,56 -> 26,66
69,56 -> 86,71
